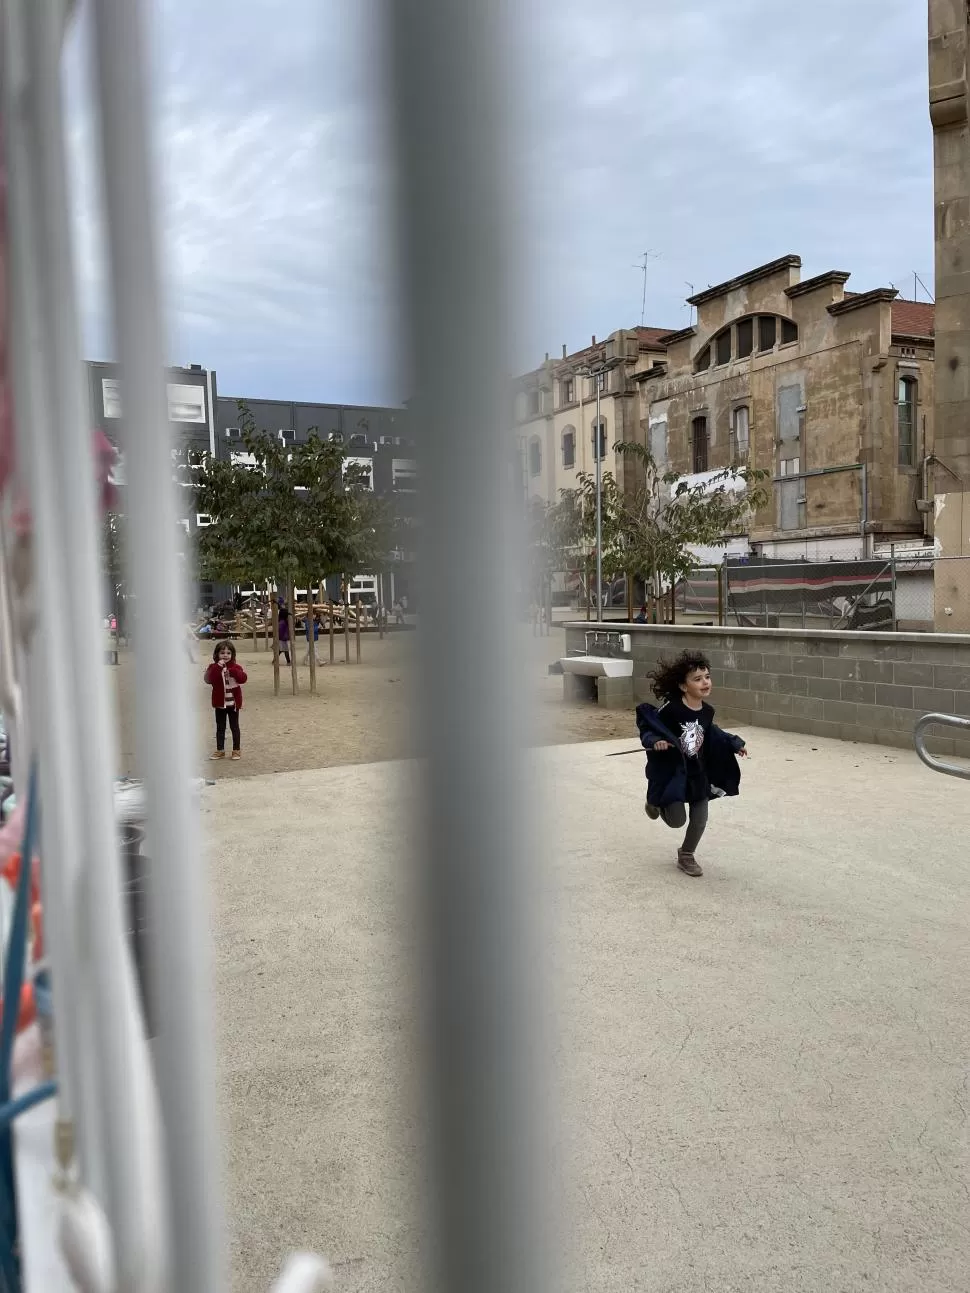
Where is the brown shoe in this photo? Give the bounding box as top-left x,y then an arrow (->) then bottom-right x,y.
677,850 -> 703,877
209,750 -> 226,760
230,750 -> 241,761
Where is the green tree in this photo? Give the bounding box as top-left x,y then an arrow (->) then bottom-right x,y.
565,442 -> 769,612
192,402 -> 392,689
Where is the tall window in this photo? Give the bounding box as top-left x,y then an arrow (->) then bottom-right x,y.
898,376 -> 917,467
529,437 -> 542,477
716,330 -> 732,366
562,427 -> 576,469
731,406 -> 750,463
692,416 -> 709,473
758,316 -> 777,352
695,346 -> 711,373
561,378 -> 574,406
736,319 -> 753,359
592,420 -> 607,460
781,318 -> 798,345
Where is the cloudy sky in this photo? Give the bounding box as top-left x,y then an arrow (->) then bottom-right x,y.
65,0 -> 932,407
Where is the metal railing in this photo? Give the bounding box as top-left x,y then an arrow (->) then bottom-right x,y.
913,713 -> 970,781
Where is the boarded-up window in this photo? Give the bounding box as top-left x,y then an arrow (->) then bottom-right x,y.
898,377 -> 917,467
529,437 -> 542,476
781,318 -> 798,344
562,427 -> 576,469
777,384 -> 805,530
731,406 -> 750,463
692,416 -> 709,474
737,319 -> 753,358
758,316 -> 777,352
592,420 -> 607,460
716,330 -> 732,366
649,418 -> 668,469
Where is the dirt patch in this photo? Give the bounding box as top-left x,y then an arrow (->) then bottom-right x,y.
111,625 -> 637,779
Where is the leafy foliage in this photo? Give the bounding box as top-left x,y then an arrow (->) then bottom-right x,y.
554,441 -> 769,596
192,402 -> 392,589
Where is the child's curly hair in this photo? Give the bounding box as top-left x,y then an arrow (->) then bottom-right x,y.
648,650 -> 711,702
211,639 -> 237,663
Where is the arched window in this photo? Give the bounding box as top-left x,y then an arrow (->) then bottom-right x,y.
562,426 -> 576,469
898,376 -> 917,467
528,436 -> 542,477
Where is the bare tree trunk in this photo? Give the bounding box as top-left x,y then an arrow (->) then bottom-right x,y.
327,578 -> 335,663
355,596 -> 362,663
626,570 -> 633,623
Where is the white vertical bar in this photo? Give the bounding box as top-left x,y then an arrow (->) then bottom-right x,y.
12,4 -> 166,1287
87,1 -> 226,1290
388,3 -> 548,1293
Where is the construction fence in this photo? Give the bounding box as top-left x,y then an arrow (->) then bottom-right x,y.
670,554 -> 970,634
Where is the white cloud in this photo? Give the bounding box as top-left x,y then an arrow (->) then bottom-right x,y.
65,0 -> 934,399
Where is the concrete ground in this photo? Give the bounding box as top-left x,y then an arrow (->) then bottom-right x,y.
207,727 -> 970,1293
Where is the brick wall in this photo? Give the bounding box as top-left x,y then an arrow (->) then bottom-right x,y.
564,622 -> 970,756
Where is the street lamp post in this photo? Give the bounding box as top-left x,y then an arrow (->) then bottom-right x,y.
594,370 -> 603,621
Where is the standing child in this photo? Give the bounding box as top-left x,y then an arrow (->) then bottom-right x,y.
204,640 -> 248,761
636,651 -> 748,877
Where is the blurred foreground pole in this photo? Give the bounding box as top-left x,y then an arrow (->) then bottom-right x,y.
88,0 -> 226,1289
388,3 -> 549,1293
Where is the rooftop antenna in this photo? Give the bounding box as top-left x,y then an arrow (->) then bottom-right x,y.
913,271 -> 935,303
633,250 -> 661,325
685,282 -> 695,327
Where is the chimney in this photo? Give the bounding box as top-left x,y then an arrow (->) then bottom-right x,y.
592,335 -> 596,346
544,352 -> 549,362
562,344 -> 567,359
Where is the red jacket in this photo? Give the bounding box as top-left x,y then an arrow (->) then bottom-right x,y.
204,661 -> 248,709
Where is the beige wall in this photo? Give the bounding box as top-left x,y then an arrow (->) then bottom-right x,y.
639,267 -> 933,558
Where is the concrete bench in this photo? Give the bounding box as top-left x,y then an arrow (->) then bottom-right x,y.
560,654 -> 633,709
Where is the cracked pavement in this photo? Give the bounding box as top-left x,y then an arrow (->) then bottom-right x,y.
209,726 -> 970,1291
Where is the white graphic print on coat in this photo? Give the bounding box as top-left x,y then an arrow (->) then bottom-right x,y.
678,719 -> 705,758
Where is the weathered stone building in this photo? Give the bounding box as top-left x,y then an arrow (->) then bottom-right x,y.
929,0 -> 970,629
513,326 -> 669,507
637,255 -> 936,560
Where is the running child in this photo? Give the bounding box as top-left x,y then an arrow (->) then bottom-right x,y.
636,650 -> 747,877
204,640 -> 248,761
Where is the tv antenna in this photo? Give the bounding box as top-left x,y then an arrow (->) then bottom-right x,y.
633,250 -> 661,325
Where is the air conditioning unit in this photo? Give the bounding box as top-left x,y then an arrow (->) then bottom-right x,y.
225,427 -> 241,442
278,428 -> 297,443
916,498 -> 934,513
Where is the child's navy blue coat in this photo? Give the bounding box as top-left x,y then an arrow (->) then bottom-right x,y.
636,702 -> 746,808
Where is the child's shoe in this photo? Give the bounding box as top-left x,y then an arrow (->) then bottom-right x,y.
644,796 -> 660,821
209,750 -> 226,761
677,849 -> 703,877
231,750 -> 242,761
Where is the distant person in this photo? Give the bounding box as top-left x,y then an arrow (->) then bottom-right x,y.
204,640 -> 247,761
302,611 -> 323,665
634,603 -> 648,624
233,590 -> 243,613
637,651 -> 748,879
277,599 -> 291,665
392,599 -> 405,625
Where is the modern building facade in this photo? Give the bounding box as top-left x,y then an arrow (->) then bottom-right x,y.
637,255 -> 936,562
86,360 -> 415,609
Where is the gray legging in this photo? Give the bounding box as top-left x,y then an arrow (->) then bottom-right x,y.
661,800 -> 709,854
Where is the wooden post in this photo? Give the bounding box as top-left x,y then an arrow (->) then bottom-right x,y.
264,581 -> 271,651
251,590 -> 258,652
626,570 -> 633,624
343,580 -> 350,664
307,581 -> 318,695
717,561 -> 725,627
355,596 -> 362,664
288,584 -> 299,695
328,581 -> 335,664
378,573 -> 385,640
271,584 -> 281,696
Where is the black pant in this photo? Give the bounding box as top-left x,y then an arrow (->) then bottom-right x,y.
278,645 -> 291,664
215,707 -> 241,751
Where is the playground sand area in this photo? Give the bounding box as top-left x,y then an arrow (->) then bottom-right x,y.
112,624 -> 631,779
